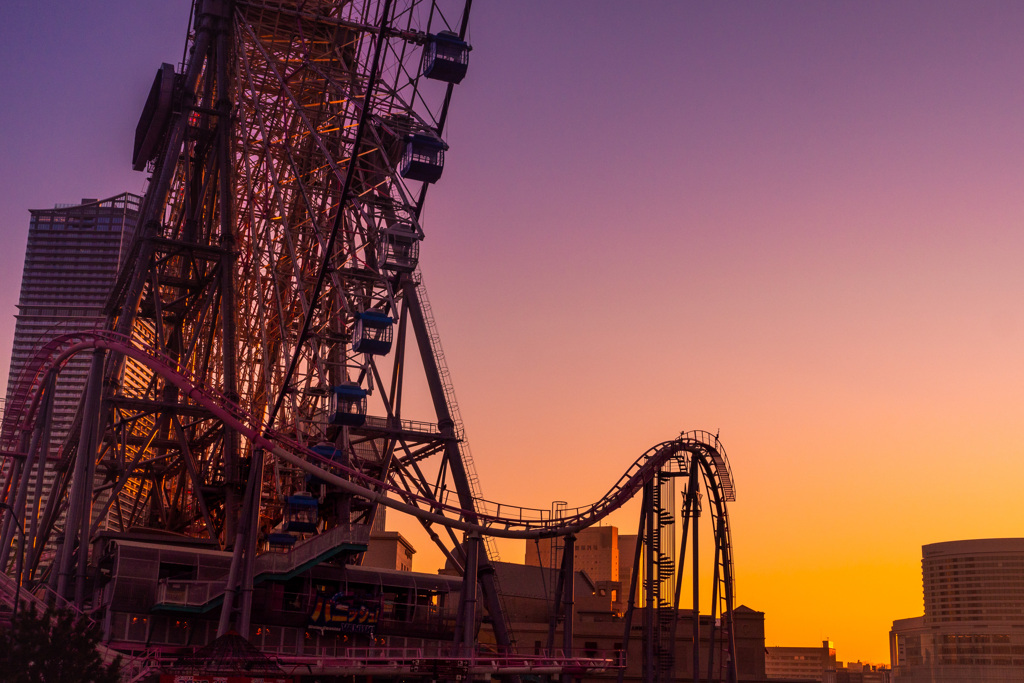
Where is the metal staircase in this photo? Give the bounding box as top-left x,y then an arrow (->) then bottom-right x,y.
649,475 -> 676,681
154,523 -> 370,612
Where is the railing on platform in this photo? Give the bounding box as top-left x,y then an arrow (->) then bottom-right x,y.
254,523 -> 370,576
121,648 -> 166,683
155,524 -> 371,609
109,645 -> 622,680
155,579 -> 228,610
273,646 -> 624,676
358,414 -> 445,436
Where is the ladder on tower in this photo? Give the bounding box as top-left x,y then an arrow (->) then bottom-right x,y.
413,276 -> 515,647
411,278 -> 490,551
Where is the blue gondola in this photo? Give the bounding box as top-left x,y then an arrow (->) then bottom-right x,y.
422,31 -> 470,84
267,532 -> 297,549
307,444 -> 345,486
400,134 -> 447,183
311,444 -> 345,461
379,228 -> 420,273
329,383 -> 367,427
283,494 -> 318,533
352,310 -> 394,355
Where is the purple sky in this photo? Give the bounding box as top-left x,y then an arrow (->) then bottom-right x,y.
2,1 -> 1024,664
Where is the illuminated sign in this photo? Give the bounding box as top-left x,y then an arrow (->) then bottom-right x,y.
308,591 -> 381,635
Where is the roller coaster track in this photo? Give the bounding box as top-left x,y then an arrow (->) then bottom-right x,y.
2,330 -> 735,543
1,330 -> 739,681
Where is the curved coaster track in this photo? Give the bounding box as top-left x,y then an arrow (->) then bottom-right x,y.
2,330 -> 739,681
0,2 -> 740,682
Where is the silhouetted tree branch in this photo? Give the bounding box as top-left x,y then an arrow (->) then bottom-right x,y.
0,605 -> 121,683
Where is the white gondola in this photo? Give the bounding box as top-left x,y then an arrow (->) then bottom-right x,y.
379,227 -> 421,273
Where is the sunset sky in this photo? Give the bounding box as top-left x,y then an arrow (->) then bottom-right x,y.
2,1 -> 1024,665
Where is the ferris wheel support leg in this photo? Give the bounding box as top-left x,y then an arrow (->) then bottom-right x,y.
213,23 -> 241,540
458,532 -> 480,655
405,287 -> 476,508
406,285 -> 516,654
218,446 -> 264,638
237,449 -> 264,638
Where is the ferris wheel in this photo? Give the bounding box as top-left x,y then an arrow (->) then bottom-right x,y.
0,3 -> 741,679
2,0 -> 487,630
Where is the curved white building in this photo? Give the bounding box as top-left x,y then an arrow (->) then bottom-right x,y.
891,538 -> 1024,681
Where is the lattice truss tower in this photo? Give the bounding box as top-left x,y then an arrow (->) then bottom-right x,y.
20,0 -> 476,568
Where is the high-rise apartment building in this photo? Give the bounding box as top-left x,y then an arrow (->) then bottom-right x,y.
3,194 -> 140,522
891,538 -> 1024,681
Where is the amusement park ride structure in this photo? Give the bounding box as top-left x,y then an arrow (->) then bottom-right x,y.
0,1 -> 740,681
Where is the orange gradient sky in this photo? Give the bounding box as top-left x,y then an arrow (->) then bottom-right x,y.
2,1 -> 1024,665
